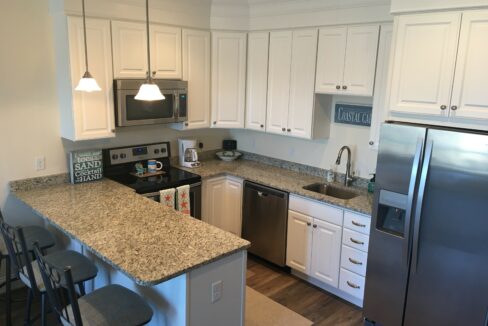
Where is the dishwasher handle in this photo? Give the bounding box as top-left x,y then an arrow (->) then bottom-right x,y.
244,181 -> 288,199
257,191 -> 268,198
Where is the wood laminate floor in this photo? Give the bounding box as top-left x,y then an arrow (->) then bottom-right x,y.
1,256 -> 363,325
246,256 -> 364,326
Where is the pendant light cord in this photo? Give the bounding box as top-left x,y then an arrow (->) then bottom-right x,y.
145,0 -> 152,82
81,0 -> 89,72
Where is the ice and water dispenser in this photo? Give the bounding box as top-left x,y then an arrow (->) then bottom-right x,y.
376,190 -> 408,237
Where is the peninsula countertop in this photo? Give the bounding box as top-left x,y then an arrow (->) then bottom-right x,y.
10,178 -> 250,286
180,159 -> 374,216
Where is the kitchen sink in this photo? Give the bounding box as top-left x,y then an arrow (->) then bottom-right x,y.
303,183 -> 360,200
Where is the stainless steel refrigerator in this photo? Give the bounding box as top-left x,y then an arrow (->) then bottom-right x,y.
363,122 -> 488,326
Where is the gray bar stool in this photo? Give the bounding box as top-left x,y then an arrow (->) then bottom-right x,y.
33,243 -> 153,326
0,210 -> 56,326
0,219 -> 98,326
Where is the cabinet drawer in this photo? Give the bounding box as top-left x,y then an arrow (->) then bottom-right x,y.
289,195 -> 343,226
341,245 -> 368,276
344,211 -> 371,235
339,268 -> 365,300
343,228 -> 369,252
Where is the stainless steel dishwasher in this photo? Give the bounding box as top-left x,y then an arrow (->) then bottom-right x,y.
242,181 -> 289,267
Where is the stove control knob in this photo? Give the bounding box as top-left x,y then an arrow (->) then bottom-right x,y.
154,149 -> 160,154
112,154 -> 119,160
120,153 -> 127,159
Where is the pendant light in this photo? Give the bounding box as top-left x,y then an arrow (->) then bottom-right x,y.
135,0 -> 165,101
75,0 -> 101,92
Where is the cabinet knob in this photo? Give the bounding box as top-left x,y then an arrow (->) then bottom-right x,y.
313,224 -> 317,228
440,105 -> 447,110
260,124 -> 264,128
342,85 -> 348,90
111,129 -> 115,133
369,141 -> 374,146
282,127 -> 286,132
185,122 -> 189,126
213,121 -> 217,125
336,85 -> 341,90
451,105 -> 458,111
307,222 -> 311,226
287,128 -> 291,132
152,71 -> 156,77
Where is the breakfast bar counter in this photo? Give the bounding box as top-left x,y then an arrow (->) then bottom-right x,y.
9,176 -> 249,325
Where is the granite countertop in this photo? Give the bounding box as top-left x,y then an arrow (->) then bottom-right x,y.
11,178 -> 250,286
181,159 -> 373,216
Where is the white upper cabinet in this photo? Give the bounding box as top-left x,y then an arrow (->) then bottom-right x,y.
56,16 -> 115,141
450,10 -> 488,121
112,21 -> 181,79
287,29 -> 318,139
342,25 -> 381,96
388,12 -> 461,117
150,25 -> 182,79
266,31 -> 293,135
211,31 -> 247,128
315,27 -> 347,94
316,25 -> 379,96
111,21 -> 148,78
245,32 -> 269,132
171,29 -> 210,130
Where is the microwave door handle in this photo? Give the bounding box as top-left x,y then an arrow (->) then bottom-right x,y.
403,138 -> 424,269
411,139 -> 433,275
174,91 -> 179,120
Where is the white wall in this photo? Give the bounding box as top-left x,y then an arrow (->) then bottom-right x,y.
230,95 -> 378,178
0,0 -> 229,209
391,0 -> 488,13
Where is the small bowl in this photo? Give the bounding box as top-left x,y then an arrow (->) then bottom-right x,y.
216,151 -> 242,162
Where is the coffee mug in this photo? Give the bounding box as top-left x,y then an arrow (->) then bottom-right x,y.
147,160 -> 163,173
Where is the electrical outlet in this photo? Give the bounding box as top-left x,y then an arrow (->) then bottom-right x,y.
35,156 -> 46,171
211,280 -> 223,303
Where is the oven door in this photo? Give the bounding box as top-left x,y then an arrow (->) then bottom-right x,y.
142,182 -> 201,219
116,89 -> 176,127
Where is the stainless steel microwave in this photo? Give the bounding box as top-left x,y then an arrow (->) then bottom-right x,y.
114,79 -> 188,127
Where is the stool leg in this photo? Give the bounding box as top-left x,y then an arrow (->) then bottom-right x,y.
5,256 -> 12,326
78,282 -> 86,296
41,293 -> 46,326
24,288 -> 33,326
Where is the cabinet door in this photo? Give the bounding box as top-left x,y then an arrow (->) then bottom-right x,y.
266,31 -> 293,135
450,10 -> 488,121
315,27 -> 347,94
246,32 -> 269,132
287,29 -> 317,139
310,219 -> 342,287
342,25 -> 380,96
67,17 -> 115,140
389,13 -> 461,116
150,25 -> 182,79
181,29 -> 210,129
111,21 -> 147,78
202,177 -> 227,226
286,210 -> 313,274
369,24 -> 393,150
211,32 -> 247,128
225,177 -> 244,236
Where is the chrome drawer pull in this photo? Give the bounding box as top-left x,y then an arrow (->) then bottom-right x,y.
347,281 -> 360,289
351,220 -> 366,228
348,258 -> 363,265
350,238 -> 364,245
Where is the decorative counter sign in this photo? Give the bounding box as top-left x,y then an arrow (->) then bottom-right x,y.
69,150 -> 103,184
334,103 -> 372,127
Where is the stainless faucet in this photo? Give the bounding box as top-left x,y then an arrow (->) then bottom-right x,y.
336,146 -> 353,187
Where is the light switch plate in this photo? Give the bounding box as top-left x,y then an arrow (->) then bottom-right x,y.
35,156 -> 46,171
211,280 -> 223,303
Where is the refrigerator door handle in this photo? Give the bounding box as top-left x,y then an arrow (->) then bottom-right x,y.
403,139 -> 424,268
411,140 -> 434,274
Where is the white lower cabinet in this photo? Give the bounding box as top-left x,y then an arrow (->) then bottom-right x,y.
286,195 -> 371,306
202,176 -> 243,236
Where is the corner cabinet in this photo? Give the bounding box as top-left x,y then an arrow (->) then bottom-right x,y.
245,32 -> 269,132
170,29 -> 211,130
211,32 -> 247,129
202,176 -> 243,236
315,25 -> 380,96
111,21 -> 182,79
388,10 -> 488,130
53,15 -> 115,141
286,195 -> 371,307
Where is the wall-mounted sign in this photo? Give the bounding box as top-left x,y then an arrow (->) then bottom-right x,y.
334,103 -> 372,127
69,150 -> 103,184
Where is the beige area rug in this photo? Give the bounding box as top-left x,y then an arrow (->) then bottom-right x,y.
245,287 -> 313,326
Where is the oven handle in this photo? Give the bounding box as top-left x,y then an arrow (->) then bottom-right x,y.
141,182 -> 201,198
